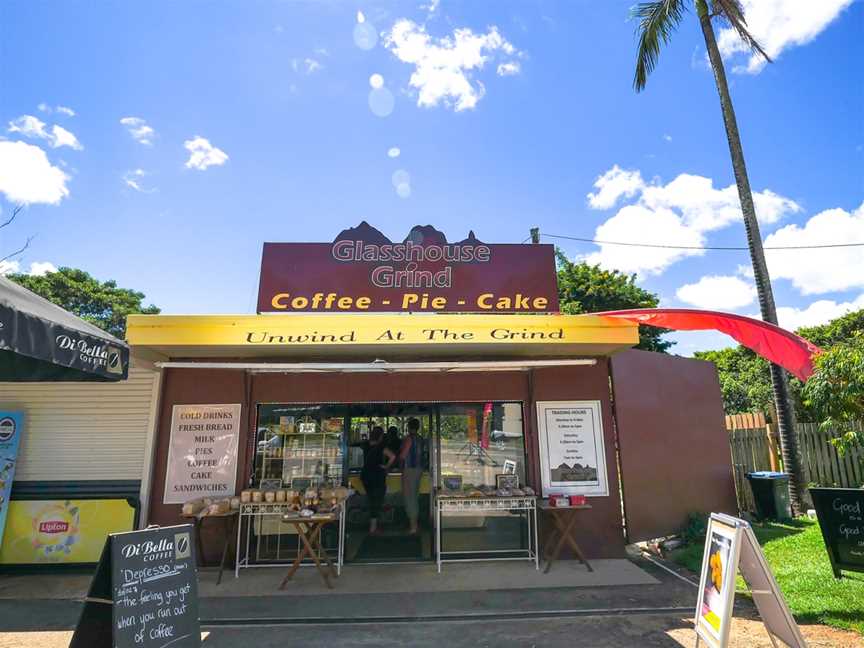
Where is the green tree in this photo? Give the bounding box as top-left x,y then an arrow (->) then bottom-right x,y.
697,309 -> 864,421
7,267 -> 159,338
802,334 -> 864,456
556,250 -> 672,353
695,346 -> 772,413
632,0 -> 805,512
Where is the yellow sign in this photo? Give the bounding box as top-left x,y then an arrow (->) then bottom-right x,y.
126,313 -> 638,352
0,499 -> 135,564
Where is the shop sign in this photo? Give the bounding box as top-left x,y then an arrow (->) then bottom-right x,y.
257,222 -> 559,313
164,404 -> 241,505
694,513 -> 805,648
536,401 -> 608,497
0,411 -> 23,548
0,498 -> 135,564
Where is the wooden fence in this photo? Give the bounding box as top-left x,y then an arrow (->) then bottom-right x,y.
727,418 -> 864,513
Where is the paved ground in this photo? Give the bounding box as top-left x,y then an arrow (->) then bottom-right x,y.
0,556 -> 860,647
1,615 -> 861,648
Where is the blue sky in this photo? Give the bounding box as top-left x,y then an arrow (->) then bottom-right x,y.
1,0 -> 861,354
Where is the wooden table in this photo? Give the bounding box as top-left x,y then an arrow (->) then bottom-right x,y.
538,501 -> 593,574
278,511 -> 340,590
182,510 -> 238,586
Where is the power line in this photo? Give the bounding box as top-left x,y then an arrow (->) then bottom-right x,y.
541,232 -> 864,251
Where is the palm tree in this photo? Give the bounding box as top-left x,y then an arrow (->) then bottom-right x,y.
632,0 -> 806,514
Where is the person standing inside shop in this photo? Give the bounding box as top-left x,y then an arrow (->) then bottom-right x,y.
353,426 -> 396,535
399,417 -> 425,535
385,425 -> 401,457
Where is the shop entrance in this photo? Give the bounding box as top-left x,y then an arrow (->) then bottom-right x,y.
253,401 -> 529,564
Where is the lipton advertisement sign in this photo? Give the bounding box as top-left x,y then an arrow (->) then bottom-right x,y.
257,222 -> 559,313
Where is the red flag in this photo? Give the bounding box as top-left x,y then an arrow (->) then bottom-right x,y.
591,308 -> 821,381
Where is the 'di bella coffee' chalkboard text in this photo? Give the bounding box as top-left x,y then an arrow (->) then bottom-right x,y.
70,524 -> 200,648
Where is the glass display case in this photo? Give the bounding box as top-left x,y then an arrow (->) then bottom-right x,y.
254,405 -> 346,489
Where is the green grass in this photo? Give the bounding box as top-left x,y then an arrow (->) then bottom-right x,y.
668,518 -> 864,635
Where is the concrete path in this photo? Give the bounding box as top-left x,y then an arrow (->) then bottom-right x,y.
2,615 -> 862,648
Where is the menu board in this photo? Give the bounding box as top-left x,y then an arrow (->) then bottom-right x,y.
811,487 -> 864,578
694,513 -> 806,648
70,524 -> 200,648
164,404 -> 241,504
536,401 -> 608,496
695,516 -> 739,648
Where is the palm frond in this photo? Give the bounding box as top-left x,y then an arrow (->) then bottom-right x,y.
711,0 -> 771,63
632,0 -> 689,92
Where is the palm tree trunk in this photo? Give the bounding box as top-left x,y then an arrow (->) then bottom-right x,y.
697,0 -> 806,515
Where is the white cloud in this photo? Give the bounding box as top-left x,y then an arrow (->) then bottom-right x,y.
28,261 -> 58,276
764,202 -> 864,295
0,141 -> 70,204
383,19 -> 520,111
0,260 -> 58,276
387,147 -> 401,158
676,275 -> 757,310
639,175 -> 799,231
8,116 -> 83,149
718,0 -> 853,74
736,264 -> 755,279
775,294 -> 864,331
50,125 -> 82,150
120,116 -> 156,146
123,168 -> 156,193
587,165 -> 645,209
8,115 -> 49,140
586,204 -> 706,275
36,104 -> 75,117
292,57 -> 323,74
421,0 -> 441,19
584,165 -> 800,276
184,136 -> 228,171
496,61 -> 520,76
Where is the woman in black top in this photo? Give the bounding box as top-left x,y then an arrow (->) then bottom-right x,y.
354,426 -> 396,534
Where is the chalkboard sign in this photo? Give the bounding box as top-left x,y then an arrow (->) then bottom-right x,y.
811,487 -> 864,579
70,524 -> 200,648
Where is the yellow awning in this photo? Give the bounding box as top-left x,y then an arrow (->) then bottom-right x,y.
126,313 -> 638,360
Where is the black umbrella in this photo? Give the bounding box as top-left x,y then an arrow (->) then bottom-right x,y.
0,275 -> 129,381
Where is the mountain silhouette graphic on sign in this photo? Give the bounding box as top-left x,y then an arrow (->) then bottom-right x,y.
551,462 -> 597,482
332,222 -> 486,247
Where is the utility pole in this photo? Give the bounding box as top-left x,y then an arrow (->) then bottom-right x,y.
529,227 -> 540,244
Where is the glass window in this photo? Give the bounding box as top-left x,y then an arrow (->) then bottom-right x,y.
438,402 -> 526,490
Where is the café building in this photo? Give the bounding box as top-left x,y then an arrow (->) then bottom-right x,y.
127,223 -> 737,567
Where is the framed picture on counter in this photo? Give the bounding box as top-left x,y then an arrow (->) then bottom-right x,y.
442,475 -> 463,491
496,474 -> 519,490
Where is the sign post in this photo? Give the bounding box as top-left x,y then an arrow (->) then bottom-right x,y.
810,487 -> 864,578
694,513 -> 806,648
0,411 -> 23,549
70,524 -> 200,648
